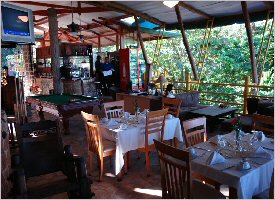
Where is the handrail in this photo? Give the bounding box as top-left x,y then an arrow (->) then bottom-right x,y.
156,73 -> 273,115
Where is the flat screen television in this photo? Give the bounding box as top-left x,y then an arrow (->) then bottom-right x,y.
1,2 -> 35,44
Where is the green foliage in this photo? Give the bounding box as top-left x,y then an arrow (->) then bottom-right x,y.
144,20 -> 274,110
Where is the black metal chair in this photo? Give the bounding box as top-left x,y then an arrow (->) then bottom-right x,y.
11,120 -> 93,199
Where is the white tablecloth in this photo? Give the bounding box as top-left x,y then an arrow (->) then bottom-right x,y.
191,132 -> 274,199
101,117 -> 183,175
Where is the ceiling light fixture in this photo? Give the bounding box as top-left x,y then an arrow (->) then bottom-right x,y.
67,1 -> 80,35
163,1 -> 179,8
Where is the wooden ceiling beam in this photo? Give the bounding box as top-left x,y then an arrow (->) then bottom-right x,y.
98,17 -> 135,32
92,19 -> 118,32
263,1 -> 274,10
85,30 -> 115,43
178,2 -> 212,19
33,7 -> 111,16
34,14 -> 69,26
34,25 -> 48,31
83,1 -> 166,27
11,1 -> 77,10
34,16 -> 48,23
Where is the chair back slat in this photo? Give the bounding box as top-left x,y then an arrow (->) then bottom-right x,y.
252,114 -> 274,137
145,109 -> 168,147
103,100 -> 124,119
154,139 -> 191,199
81,111 -> 103,157
182,117 -> 207,147
162,97 -> 182,118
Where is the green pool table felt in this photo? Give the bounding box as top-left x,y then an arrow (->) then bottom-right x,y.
33,94 -> 97,105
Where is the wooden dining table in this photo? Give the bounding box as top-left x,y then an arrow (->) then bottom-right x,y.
190,131 -> 274,199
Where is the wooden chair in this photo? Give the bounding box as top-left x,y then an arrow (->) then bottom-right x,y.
182,117 -> 207,148
138,108 -> 168,176
153,139 -> 225,199
103,100 -> 124,119
252,114 -> 274,137
12,120 -> 92,198
81,111 -> 116,181
182,116 -> 221,190
162,97 -> 182,118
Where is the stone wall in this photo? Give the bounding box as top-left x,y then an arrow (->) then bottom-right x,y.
1,110 -> 12,198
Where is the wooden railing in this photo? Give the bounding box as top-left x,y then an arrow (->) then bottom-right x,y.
155,72 -> 274,114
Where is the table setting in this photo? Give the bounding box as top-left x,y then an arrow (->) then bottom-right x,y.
188,130 -> 274,198
100,109 -> 183,175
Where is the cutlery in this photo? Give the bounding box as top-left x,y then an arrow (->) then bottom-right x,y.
193,146 -> 212,152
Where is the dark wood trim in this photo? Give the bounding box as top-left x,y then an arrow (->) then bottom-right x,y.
34,14 -> 69,26
12,1 -> 77,10
83,1 -> 165,27
92,19 -> 118,32
241,1 -> 258,84
178,2 -> 211,19
175,5 -> 198,80
166,10 -> 270,30
34,7 -> 111,16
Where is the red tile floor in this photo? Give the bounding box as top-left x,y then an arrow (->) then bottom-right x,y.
17,105 -> 229,199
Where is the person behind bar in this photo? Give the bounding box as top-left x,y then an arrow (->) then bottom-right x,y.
102,57 -> 114,95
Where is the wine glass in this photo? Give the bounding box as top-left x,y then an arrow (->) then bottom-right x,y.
250,130 -> 258,146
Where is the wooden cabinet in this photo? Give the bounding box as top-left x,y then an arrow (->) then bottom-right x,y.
116,93 -> 162,114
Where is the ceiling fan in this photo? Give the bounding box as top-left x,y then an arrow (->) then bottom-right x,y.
67,1 -> 80,35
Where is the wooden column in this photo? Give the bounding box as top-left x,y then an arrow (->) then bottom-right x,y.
98,36 -> 101,53
134,16 -> 150,91
243,75 -> 250,114
175,5 -> 198,80
116,33 -> 119,51
120,28 -> 125,49
47,8 -> 61,94
241,1 -> 258,84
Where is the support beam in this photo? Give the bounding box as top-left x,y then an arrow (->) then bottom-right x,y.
120,27 -> 125,49
34,14 -> 69,26
87,30 -> 115,43
178,2 -> 211,19
12,1 -> 77,9
83,1 -> 166,27
241,1 -> 258,84
116,33 -> 119,51
92,19 -> 118,32
34,25 -> 48,31
34,7 -> 111,16
135,15 -> 150,91
47,8 -> 62,94
98,36 -> 101,53
175,5 -> 198,80
263,1 -> 274,10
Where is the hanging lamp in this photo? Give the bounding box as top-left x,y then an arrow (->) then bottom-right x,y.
67,1 -> 80,35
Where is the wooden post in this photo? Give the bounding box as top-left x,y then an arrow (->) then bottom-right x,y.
243,75 -> 250,114
134,15 -> 150,91
116,33 -> 119,51
185,71 -> 190,92
120,28 -> 125,49
175,5 -> 198,80
47,8 -> 62,94
98,36 -> 101,53
241,1 -> 258,84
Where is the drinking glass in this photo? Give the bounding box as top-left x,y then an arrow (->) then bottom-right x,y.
250,130 -> 258,145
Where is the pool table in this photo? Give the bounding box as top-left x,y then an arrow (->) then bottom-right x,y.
26,94 -> 102,134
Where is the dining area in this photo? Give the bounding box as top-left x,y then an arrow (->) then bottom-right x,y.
76,97 -> 273,199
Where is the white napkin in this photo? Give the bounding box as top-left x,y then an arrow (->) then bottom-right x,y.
138,115 -> 147,123
252,146 -> 272,159
256,131 -> 266,142
167,93 -> 175,98
106,118 -> 119,126
119,124 -> 128,130
124,112 -> 130,120
206,151 -> 225,165
166,114 -> 173,119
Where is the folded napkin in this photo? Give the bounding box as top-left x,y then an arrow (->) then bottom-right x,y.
256,131 -> 266,142
252,146 -> 272,159
166,114 -> 173,119
119,124 -> 128,130
206,151 -> 225,165
124,112 -> 130,119
106,118 -> 119,126
188,148 -> 198,159
167,93 -> 175,98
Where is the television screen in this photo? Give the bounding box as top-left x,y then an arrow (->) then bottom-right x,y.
2,7 -> 30,36
1,3 -> 34,44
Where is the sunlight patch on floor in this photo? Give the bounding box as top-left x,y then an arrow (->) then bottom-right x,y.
104,172 -> 116,178
133,188 -> 162,197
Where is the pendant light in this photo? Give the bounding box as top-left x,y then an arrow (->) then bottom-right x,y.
67,1 -> 80,35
